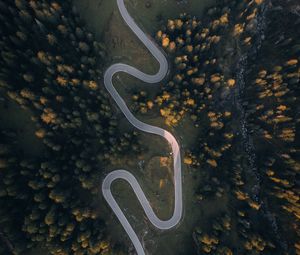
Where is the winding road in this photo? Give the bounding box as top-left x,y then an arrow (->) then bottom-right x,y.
101,0 -> 182,254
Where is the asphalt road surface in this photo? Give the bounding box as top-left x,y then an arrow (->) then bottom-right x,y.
102,1 -> 183,254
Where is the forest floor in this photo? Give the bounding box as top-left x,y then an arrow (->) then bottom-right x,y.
0,96 -> 45,158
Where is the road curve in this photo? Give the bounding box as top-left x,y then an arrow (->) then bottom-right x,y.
102,0 -> 182,254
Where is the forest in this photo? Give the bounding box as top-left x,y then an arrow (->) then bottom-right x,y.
134,0 -> 299,254
0,0 -> 299,254
0,0 -> 141,254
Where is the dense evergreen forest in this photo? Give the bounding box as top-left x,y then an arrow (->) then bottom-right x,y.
169,0 -> 299,254
0,0 -> 299,254
135,0 -> 299,254
0,0 -> 141,254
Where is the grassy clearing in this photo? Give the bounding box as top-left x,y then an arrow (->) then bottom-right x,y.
72,0 -> 116,39
125,0 -> 214,34
74,0 -> 215,36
